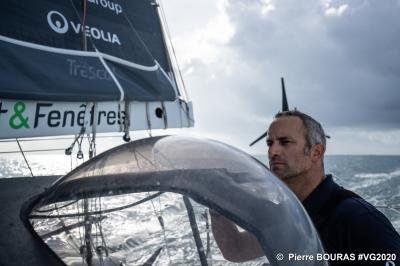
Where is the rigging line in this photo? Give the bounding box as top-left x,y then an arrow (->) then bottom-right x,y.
35,199 -> 80,213
145,102 -> 153,137
205,210 -> 211,257
81,0 -> 88,51
16,138 -> 34,177
70,153 -> 73,171
40,216 -> 106,239
55,202 -> 81,253
0,35 -> 158,71
152,1 -> 179,95
29,192 -> 164,219
156,61 -> 180,97
77,200 -> 84,258
75,2 -> 95,261
120,5 -> 157,62
119,1 -> 180,97
141,247 -> 163,266
158,0 -> 190,101
148,192 -> 172,262
183,196 -> 208,266
88,103 -> 98,159
178,99 -> 194,125
68,0 -> 125,102
0,148 -> 66,154
161,101 -> 168,129
96,197 -> 109,257
0,135 -> 126,143
122,101 -> 131,142
96,47 -> 125,101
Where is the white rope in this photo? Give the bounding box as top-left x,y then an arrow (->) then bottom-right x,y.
95,48 -> 125,102
16,138 -> 34,177
0,35 -> 158,72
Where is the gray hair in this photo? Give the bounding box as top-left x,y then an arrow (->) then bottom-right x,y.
274,110 -> 327,152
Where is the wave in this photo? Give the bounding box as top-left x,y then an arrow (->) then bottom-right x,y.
354,169 -> 400,179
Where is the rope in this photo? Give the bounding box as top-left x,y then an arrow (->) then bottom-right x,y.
149,192 -> 172,262
122,101 -> 131,142
158,0 -> 190,101
145,102 -> 153,137
35,199 -> 79,213
88,103 -> 98,159
0,148 -> 66,154
29,192 -> 164,219
178,99 -> 194,126
121,5 -> 157,62
81,0 -> 88,51
0,135 -> 127,143
160,101 -> 168,129
16,138 -> 34,177
183,196 -> 208,266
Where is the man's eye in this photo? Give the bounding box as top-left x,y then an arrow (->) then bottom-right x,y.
266,141 -> 272,147
280,140 -> 290,145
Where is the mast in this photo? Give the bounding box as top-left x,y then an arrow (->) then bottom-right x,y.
249,77 -> 289,146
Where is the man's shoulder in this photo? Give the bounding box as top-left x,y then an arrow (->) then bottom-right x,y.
331,194 -> 393,228
326,193 -> 400,253
333,195 -> 377,218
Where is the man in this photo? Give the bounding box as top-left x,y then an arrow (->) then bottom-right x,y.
211,110 -> 400,264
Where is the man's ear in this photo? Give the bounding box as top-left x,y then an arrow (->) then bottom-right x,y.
311,144 -> 325,162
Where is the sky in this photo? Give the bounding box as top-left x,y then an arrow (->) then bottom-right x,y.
160,0 -> 400,155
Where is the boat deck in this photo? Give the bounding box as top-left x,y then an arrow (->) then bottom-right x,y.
0,176 -> 63,266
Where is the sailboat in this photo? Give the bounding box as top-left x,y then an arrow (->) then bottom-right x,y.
0,1 -> 327,265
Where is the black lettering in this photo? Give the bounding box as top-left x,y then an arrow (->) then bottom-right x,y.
77,104 -> 86,126
77,111 -> 85,126
107,111 -> 116,125
97,111 -> 107,125
62,110 -> 75,127
48,111 -> 61,127
117,110 -> 126,125
34,103 -> 52,128
0,102 -> 8,115
89,105 -> 95,126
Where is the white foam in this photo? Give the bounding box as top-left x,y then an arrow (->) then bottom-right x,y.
354,169 -> 400,179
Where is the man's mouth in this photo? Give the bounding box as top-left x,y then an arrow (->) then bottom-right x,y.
270,161 -> 285,166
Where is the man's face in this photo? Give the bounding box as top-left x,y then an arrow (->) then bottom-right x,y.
267,116 -> 312,181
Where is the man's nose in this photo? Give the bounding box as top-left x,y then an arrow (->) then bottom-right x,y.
268,143 -> 281,158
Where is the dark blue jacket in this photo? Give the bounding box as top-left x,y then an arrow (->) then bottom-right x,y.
303,175 -> 400,265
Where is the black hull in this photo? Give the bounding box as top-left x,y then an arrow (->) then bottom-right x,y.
0,176 -> 62,266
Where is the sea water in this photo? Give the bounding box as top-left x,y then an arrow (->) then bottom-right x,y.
1,154 -> 399,231
0,153 -> 399,264
256,154 -> 400,231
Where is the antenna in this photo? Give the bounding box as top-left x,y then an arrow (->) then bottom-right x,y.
281,77 -> 289,111
249,77 -> 289,146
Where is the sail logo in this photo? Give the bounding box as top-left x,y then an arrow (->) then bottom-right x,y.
47,11 -> 69,34
88,0 -> 122,15
9,102 -> 30,129
46,10 -> 121,45
1,101 -> 126,130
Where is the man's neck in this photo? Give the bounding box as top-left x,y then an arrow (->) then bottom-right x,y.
285,169 -> 325,202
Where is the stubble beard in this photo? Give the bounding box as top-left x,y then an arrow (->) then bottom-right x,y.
271,161 -> 310,183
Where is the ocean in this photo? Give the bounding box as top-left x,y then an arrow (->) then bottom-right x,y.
1,153 -> 399,231
0,153 -> 399,265
255,154 -> 400,231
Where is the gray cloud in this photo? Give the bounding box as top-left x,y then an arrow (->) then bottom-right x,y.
221,0 -> 400,128
165,0 -> 400,154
